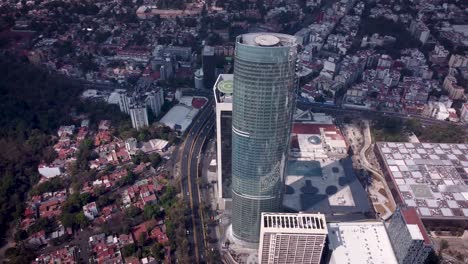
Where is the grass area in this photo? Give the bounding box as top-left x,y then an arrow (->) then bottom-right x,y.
372,116 -> 468,143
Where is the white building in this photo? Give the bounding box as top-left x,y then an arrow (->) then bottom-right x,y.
125,137 -> 138,153
461,103 -> 468,123
57,125 -> 75,137
328,221 -> 398,264
145,88 -> 164,117
213,74 -> 233,209
424,101 -> 450,120
259,212 -> 327,264
38,164 -> 62,179
129,104 -> 149,130
83,202 -> 99,220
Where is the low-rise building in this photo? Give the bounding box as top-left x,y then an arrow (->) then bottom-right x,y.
443,75 -> 465,99
32,246 -> 79,264
327,221 -> 398,264
83,202 -> 99,220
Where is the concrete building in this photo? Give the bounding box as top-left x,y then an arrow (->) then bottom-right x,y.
214,74 -> 233,208
83,202 -> 99,220
448,54 -> 468,68
129,104 -> 149,130
231,33 -> 298,244
259,212 -> 327,264
118,91 -> 132,114
145,88 -> 164,116
410,20 -> 430,44
443,75 -> 465,99
327,221 -> 398,264
162,46 -> 192,61
423,101 -> 451,120
194,68 -> 205,89
125,137 -> 138,153
387,207 -> 433,264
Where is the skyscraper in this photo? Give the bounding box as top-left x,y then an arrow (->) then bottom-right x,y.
231,33 -> 298,244
202,45 -> 216,89
259,212 -> 327,264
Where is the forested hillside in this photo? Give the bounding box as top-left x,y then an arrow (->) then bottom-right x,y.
0,54 -> 83,243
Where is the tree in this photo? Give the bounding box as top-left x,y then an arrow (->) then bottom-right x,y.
151,242 -> 165,261
343,116 -> 353,124
122,244 -> 137,257
149,153 -> 162,168
125,206 -> 142,218
75,212 -> 90,228
143,204 -> 156,220
138,232 -> 147,246
121,171 -> 137,186
439,239 -> 449,255
314,95 -> 326,103
30,177 -> 64,195
0,55 -> 84,243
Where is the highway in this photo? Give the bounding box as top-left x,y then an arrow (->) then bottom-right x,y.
179,100 -> 215,264
296,99 -> 468,129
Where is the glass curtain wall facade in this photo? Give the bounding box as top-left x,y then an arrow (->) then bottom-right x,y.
231,33 -> 298,243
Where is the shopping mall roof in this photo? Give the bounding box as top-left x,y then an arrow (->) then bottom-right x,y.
376,142 -> 468,220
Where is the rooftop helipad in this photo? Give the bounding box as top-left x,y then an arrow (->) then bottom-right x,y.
217,79 -> 233,94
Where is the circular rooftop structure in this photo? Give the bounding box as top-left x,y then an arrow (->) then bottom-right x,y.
308,135 -> 322,145
254,34 -> 280,47
217,79 -> 233,94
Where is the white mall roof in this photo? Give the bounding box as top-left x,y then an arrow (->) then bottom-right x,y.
328,222 -> 398,264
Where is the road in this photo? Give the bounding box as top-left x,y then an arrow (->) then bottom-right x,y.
179,100 -> 215,263
296,100 -> 468,129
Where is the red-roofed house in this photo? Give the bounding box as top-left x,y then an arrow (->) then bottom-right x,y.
32,246 -> 79,264
150,226 -> 169,244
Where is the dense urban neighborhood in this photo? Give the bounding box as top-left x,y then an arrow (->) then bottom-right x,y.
0,0 -> 467,263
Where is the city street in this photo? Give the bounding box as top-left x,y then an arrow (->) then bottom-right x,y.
178,100 -> 215,263
296,100 -> 468,129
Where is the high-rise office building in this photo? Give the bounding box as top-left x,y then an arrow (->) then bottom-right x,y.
259,212 -> 327,264
231,33 -> 298,244
387,207 -> 433,264
129,104 -> 149,130
202,45 -> 216,89
214,74 -> 234,209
